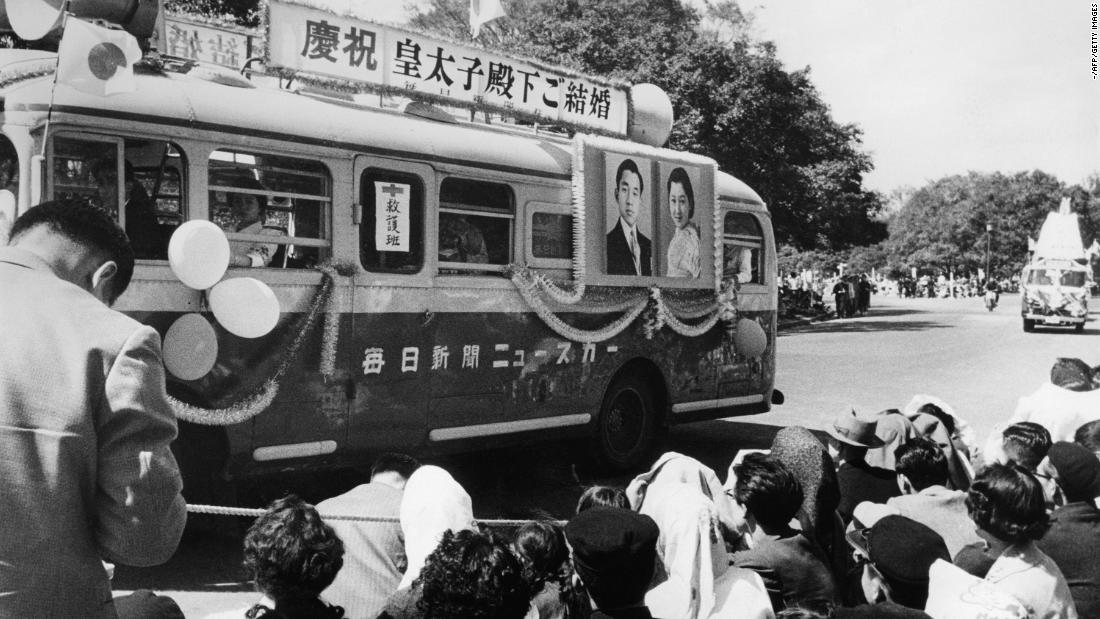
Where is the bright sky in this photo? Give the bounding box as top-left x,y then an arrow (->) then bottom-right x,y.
322,1 -> 1099,194
748,1 -> 1100,193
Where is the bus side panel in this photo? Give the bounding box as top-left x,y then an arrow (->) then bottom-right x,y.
344,289 -> 432,457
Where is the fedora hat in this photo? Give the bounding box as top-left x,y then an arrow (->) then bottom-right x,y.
826,408 -> 885,448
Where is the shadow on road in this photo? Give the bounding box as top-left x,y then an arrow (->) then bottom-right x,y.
781,318 -> 952,335
113,419 -> 794,593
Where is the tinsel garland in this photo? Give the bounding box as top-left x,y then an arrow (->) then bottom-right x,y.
317,262 -> 354,380
512,268 -> 648,343
170,261 -> 354,425
0,60 -> 56,90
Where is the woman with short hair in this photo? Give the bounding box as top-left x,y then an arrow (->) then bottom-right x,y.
207,495 -> 346,619
963,463 -> 1076,618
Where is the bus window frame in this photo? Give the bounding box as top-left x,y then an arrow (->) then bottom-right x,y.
208,147 -> 334,269
722,208 -> 767,288
437,176 -> 515,274
524,201 -> 573,270
356,158 -> 431,277
46,132 -> 125,226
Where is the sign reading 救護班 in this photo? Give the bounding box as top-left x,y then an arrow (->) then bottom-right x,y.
375,181 -> 410,252
266,0 -> 629,135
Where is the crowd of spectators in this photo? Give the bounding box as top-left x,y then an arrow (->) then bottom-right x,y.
135,357 -> 1081,619
99,355 -> 1099,618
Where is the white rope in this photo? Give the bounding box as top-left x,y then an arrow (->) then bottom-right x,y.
186,503 -> 561,527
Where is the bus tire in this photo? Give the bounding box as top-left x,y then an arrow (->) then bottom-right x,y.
1022,318 -> 1035,332
1075,322 -> 1085,332
593,374 -> 661,473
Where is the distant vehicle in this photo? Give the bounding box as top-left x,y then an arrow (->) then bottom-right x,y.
984,289 -> 998,311
1020,260 -> 1090,332
1020,197 -> 1092,333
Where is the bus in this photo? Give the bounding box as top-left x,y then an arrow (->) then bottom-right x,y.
0,6 -> 780,498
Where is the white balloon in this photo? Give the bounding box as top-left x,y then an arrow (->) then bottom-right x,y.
162,313 -> 219,381
209,277 -> 281,339
168,220 -> 230,290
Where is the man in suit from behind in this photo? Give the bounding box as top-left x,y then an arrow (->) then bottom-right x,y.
0,199 -> 186,618
606,158 -> 652,276
319,453 -> 421,619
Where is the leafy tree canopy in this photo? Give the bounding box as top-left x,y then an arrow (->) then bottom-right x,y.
887,170 -> 1089,279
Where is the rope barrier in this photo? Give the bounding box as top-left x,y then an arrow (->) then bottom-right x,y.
186,503 -> 563,527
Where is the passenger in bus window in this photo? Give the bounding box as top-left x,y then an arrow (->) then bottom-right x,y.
665,167 -> 700,278
226,178 -> 284,268
438,213 -> 488,264
93,159 -> 161,259
731,246 -> 755,284
606,158 -> 652,276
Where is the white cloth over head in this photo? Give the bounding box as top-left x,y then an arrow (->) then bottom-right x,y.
627,452 -> 749,546
397,465 -> 476,590
641,483 -> 773,619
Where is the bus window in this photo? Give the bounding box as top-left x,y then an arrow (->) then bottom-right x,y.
49,135 -> 184,260
360,168 -> 425,273
723,211 -> 764,285
438,177 -> 513,272
209,149 -> 330,269
530,211 -> 572,260
0,135 -> 16,244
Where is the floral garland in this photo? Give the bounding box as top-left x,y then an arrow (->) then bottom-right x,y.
169,261 -> 353,426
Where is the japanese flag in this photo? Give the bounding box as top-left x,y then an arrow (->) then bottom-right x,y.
470,0 -> 506,37
56,18 -> 141,97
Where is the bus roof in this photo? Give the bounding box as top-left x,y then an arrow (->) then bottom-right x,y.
0,51 -> 765,208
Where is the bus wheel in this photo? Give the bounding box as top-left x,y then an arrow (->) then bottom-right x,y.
1075,322 -> 1085,333
1023,318 -> 1035,332
593,375 -> 660,473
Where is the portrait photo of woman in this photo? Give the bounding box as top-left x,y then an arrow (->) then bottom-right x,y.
665,167 -> 700,278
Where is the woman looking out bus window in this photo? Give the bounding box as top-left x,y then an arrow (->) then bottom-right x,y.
665,167 -> 700,278
226,177 -> 283,268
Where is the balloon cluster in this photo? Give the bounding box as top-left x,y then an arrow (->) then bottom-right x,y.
161,221 -> 281,381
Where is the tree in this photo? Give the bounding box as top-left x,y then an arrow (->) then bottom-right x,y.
888,171 -> 1066,279
166,0 -> 259,26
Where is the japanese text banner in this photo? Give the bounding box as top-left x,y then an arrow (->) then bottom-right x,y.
267,0 -> 628,135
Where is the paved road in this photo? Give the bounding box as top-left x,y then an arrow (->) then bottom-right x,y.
114,293 -> 1100,616
756,293 -> 1099,441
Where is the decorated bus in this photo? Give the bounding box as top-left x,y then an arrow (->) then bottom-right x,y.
0,0 -> 780,495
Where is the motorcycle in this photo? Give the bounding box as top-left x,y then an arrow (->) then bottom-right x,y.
984,289 -> 998,311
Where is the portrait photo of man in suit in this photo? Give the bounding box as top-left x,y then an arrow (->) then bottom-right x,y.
605,157 -> 652,275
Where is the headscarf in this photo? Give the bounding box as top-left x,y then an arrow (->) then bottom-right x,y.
769,426 -> 839,538
641,483 -> 773,619
769,427 -> 847,582
863,409 -> 919,470
904,395 -> 976,490
397,465 -> 476,590
626,452 -> 748,544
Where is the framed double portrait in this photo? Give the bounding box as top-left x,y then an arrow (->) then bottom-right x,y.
582,142 -> 716,289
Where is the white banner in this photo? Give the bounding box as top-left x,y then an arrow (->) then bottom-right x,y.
375,181 -> 410,252
267,0 -> 629,135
